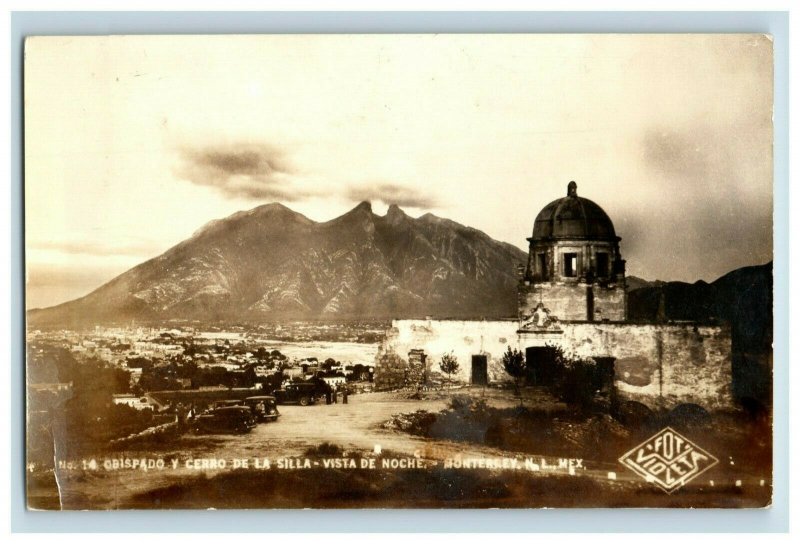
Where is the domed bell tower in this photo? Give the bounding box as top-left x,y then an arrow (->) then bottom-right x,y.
519,181 -> 627,323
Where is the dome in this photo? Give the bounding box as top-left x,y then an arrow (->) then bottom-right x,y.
531,181 -> 617,240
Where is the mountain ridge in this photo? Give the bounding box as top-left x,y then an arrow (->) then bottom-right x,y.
28,202 -> 529,327
28,201 -> 773,337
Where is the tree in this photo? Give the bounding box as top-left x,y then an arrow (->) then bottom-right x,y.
438,352 -> 460,387
502,346 -> 526,402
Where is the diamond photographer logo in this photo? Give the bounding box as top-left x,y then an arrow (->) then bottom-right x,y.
619,427 -> 718,493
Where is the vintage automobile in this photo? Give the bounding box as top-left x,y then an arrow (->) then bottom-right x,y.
273,383 -> 319,406
244,396 -> 280,422
193,406 -> 256,434
210,399 -> 246,410
343,363 -> 374,382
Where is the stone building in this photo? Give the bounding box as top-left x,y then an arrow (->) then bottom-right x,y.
519,180 -> 626,322
374,182 -> 733,410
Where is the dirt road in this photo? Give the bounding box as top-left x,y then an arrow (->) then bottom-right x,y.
42,389 -> 771,509
51,389 -> 595,507
211,390 -> 520,460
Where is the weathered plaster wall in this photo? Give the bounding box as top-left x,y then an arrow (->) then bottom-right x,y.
592,286 -> 627,321
376,319 -> 733,410
374,319 -> 519,389
534,323 -> 733,410
519,283 -> 588,321
519,283 -> 626,322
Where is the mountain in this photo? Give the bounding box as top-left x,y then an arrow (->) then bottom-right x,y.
28,202 -> 528,327
625,276 -> 660,292
627,262 -> 772,336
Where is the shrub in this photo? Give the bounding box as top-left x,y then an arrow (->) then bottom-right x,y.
548,345 -> 598,411
502,347 -> 526,401
305,442 -> 343,457
448,395 -> 473,412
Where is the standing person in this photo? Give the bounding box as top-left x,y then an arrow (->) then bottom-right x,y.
176,402 -> 187,427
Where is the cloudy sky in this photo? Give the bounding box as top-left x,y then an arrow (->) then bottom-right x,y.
25,34 -> 773,309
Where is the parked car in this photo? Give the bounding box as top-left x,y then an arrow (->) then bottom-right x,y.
210,399 -> 246,410
273,383 -> 319,406
193,406 -> 256,434
244,396 -> 280,422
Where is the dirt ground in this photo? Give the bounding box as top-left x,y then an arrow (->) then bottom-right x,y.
29,388 -> 772,509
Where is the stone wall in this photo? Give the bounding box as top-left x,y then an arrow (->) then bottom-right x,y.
519,282 -> 626,322
373,346 -> 410,391
591,285 -> 627,321
549,322 -> 733,410
376,318 -> 733,410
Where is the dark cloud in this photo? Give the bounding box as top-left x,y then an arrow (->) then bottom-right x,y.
627,123 -> 772,282
621,204 -> 772,283
176,144 -> 439,211
176,144 -> 305,201
346,182 -> 439,209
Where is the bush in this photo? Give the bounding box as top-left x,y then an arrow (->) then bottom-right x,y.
548,345 -> 599,411
448,395 -> 473,412
305,442 -> 343,457
447,395 -> 489,416
383,410 -> 438,435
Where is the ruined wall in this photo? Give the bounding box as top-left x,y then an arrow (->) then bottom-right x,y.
374,319 -> 519,388
591,286 -> 627,321
519,282 -> 587,321
523,322 -> 733,410
519,282 -> 625,322
373,347 -> 411,391
376,319 -> 733,410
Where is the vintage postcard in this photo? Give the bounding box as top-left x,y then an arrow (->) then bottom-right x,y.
24,34 -> 773,509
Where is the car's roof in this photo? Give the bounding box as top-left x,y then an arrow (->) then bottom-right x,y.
212,406 -> 251,413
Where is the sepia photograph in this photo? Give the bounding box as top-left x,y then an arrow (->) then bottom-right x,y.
23,33 -> 774,510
